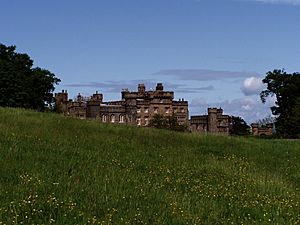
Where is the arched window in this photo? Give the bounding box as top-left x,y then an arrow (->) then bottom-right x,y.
111,114 -> 115,123
145,118 -> 149,126
137,118 -> 141,126
102,114 -> 107,122
119,115 -> 125,123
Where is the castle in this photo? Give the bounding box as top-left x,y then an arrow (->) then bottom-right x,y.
190,108 -> 230,135
55,83 -> 189,126
55,83 -> 230,134
251,123 -> 274,136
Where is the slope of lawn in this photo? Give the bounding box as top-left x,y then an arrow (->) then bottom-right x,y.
0,107 -> 300,224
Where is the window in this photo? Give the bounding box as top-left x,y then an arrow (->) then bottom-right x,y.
111,114 -> 115,123
137,108 -> 141,113
102,115 -> 107,122
119,115 -> 125,123
145,118 -> 149,126
165,107 -> 170,114
137,118 -> 141,126
144,107 -> 149,113
180,108 -> 184,113
154,107 -> 158,114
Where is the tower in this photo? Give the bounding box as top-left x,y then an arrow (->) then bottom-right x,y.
54,90 -> 69,113
208,108 -> 218,133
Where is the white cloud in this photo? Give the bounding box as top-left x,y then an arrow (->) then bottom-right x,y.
254,0 -> 300,5
241,77 -> 265,96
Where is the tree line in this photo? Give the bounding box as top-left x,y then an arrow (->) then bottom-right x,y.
260,69 -> 300,138
0,43 -> 60,111
0,43 -> 299,137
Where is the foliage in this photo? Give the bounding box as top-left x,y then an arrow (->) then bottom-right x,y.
260,69 -> 300,138
289,96 -> 300,138
229,116 -> 250,136
0,43 -> 60,111
149,114 -> 187,132
1,108 -> 300,224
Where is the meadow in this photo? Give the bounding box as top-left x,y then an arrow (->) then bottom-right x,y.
0,108 -> 300,224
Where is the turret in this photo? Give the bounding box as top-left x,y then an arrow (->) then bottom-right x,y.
138,84 -> 145,93
156,83 -> 164,91
91,91 -> 103,102
208,108 -> 218,133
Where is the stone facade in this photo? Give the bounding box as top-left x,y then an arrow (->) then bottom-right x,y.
251,123 -> 274,136
55,90 -> 87,119
55,86 -> 232,134
55,83 -> 189,126
190,108 -> 230,135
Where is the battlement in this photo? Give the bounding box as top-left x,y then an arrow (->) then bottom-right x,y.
122,83 -> 174,100
190,107 -> 230,135
55,83 -> 188,126
251,123 -> 274,136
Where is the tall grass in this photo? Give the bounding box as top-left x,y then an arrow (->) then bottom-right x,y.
0,107 -> 300,224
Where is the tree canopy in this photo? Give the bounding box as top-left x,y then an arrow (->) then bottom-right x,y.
0,43 -> 60,111
260,69 -> 300,138
229,116 -> 250,136
149,114 -> 188,132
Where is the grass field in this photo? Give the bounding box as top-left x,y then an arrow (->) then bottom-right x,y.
0,108 -> 300,224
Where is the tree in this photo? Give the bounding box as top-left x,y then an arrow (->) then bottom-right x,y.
149,114 -> 166,129
149,114 -> 187,132
229,116 -> 250,136
0,43 -> 60,111
260,69 -> 300,138
289,96 -> 300,138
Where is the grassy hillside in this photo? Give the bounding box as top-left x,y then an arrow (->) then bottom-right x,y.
1,108 -> 300,224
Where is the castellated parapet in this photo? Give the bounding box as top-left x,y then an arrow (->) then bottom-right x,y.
55,84 -> 234,134
251,123 -> 274,136
55,83 -> 189,126
190,108 -> 230,135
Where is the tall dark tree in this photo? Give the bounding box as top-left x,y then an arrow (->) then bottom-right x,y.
260,69 -> 300,138
289,96 -> 300,138
229,116 -> 250,136
0,44 -> 60,111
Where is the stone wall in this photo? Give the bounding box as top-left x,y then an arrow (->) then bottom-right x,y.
190,108 -> 230,135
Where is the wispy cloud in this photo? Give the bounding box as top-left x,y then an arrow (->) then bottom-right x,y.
66,80 -> 214,94
253,0 -> 300,5
154,69 -> 259,81
175,85 -> 214,93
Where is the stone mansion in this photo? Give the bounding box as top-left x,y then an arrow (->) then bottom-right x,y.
55,83 -> 231,134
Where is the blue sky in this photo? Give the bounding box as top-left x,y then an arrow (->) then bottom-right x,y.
1,0 -> 300,122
